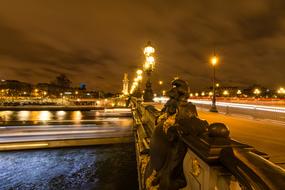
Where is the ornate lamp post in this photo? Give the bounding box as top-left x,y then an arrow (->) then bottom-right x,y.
143,41 -> 155,102
210,54 -> 218,112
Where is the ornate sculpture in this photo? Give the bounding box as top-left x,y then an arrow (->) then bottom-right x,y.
143,79 -> 204,190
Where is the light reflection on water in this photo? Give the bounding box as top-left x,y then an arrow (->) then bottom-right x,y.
0,111 -> 13,121
39,111 -> 52,121
72,111 -> 82,124
17,111 -> 30,121
0,110 -> 133,128
0,110 -> 107,124
56,111 -> 66,121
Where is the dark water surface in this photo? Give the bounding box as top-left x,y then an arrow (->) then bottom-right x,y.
0,143 -> 138,190
0,110 -> 138,190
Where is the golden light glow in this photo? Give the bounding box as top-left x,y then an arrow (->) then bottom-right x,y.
75,91 -> 78,95
137,75 -> 142,80
18,111 -> 30,121
144,62 -> 150,70
211,56 -> 218,66
277,87 -> 285,94
195,92 -> 199,96
136,69 -> 143,75
254,88 -> 261,95
72,111 -> 82,123
146,56 -> 155,64
144,45 -> 155,55
159,81 -> 163,85
162,90 -> 166,96
209,92 -> 213,96
216,83 -> 220,87
0,143 -> 48,149
56,111 -> 66,120
223,90 -> 229,96
39,111 -> 51,121
201,92 -> 205,96
237,90 -> 242,95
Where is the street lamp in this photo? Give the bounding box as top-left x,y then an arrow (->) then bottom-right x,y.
277,87 -> 285,95
210,54 -> 218,112
237,89 -> 242,95
223,90 -> 229,96
143,41 -> 155,102
254,88 -> 261,97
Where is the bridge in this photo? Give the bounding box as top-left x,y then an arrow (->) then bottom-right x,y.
131,79 -> 285,190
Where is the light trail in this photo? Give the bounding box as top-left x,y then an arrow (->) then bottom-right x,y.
153,97 -> 285,113
189,99 -> 285,113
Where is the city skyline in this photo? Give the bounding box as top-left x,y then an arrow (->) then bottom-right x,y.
0,1 -> 285,91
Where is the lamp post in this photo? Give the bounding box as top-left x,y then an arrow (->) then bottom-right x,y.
143,41 -> 155,102
210,54 -> 218,112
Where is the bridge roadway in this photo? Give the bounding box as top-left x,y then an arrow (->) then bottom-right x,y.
0,109 -> 133,151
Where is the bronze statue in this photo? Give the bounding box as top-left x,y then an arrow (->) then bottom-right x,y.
144,79 -> 206,190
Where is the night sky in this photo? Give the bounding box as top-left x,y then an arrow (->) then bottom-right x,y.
0,0 -> 284,92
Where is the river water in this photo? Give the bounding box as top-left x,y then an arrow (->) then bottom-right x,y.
0,110 -> 138,190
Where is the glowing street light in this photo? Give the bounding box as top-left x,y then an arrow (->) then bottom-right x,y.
132,69 -> 143,98
237,89 -> 242,95
210,52 -> 219,112
223,90 -> 229,96
144,44 -> 155,56
159,80 -> 163,85
136,69 -> 143,75
254,88 -> 261,96
211,56 -> 218,66
143,41 -> 155,102
277,87 -> 285,94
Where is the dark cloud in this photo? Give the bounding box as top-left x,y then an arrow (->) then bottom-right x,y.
0,0 -> 284,92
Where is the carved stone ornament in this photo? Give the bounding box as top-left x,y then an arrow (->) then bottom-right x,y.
191,158 -> 201,177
